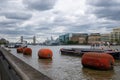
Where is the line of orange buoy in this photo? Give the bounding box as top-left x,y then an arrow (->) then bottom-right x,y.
16,47 -> 115,70
16,47 -> 53,59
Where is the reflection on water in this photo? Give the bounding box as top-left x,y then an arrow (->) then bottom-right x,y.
10,45 -> 120,80
38,59 -> 53,69
114,60 -> 120,66
82,67 -> 115,80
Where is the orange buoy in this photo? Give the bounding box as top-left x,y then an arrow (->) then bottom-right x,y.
23,48 -> 32,55
38,48 -> 53,59
17,47 -> 24,53
81,52 -> 114,70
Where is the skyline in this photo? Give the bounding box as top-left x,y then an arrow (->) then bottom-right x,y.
0,0 -> 120,42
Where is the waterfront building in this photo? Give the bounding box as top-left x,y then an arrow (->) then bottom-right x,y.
69,33 -> 88,44
59,33 -> 88,44
59,33 -> 71,44
88,33 -> 101,44
79,37 -> 88,44
70,33 -> 88,43
101,34 -> 110,42
110,27 -> 120,44
70,33 -> 81,43
59,35 -> 65,43
64,33 -> 71,43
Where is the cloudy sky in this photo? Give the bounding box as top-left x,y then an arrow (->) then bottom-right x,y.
0,0 -> 120,42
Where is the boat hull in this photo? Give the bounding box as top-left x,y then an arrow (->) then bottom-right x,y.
60,48 -> 120,60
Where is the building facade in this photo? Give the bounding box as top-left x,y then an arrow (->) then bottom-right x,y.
59,33 -> 88,44
110,27 -> 120,44
59,35 -> 65,43
88,33 -> 101,44
101,34 -> 110,42
79,37 -> 87,44
59,33 -> 72,44
69,33 -> 81,42
78,34 -> 88,44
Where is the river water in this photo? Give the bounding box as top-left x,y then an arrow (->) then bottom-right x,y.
10,45 -> 120,80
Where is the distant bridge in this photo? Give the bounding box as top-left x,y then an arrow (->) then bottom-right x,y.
9,36 -> 40,44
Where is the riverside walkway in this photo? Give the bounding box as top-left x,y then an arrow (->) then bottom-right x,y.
0,47 -> 52,80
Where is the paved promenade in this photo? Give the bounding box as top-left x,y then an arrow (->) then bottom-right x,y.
0,47 -> 52,80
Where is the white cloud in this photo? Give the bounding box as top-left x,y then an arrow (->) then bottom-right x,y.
52,26 -> 67,33
54,0 -> 86,15
0,0 -> 120,42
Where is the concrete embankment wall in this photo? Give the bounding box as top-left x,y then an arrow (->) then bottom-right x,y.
0,47 -> 52,80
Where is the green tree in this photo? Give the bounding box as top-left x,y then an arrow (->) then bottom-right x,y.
67,41 -> 78,45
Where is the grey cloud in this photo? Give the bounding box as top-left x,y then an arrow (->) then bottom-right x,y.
35,26 -> 53,34
0,16 -> 31,29
0,19 -> 21,28
53,16 -> 75,26
94,7 -> 120,20
87,0 -> 120,7
0,0 -> 12,9
66,24 -> 91,33
0,0 -> 119,42
0,0 -> 32,20
0,30 -> 23,35
0,20 -> 18,25
0,0 -> 8,3
87,0 -> 120,20
0,11 -> 32,29
23,0 -> 56,11
65,20 -> 120,34
0,27 -> 34,37
35,27 -> 51,31
2,12 -> 32,20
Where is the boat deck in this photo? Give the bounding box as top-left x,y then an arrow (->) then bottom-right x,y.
60,48 -> 120,60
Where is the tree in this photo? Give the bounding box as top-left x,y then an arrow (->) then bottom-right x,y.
67,41 -> 78,45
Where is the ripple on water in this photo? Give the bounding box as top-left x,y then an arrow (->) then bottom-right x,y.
10,45 -> 120,80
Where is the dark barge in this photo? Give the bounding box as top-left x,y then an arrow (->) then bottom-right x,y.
60,48 -> 120,60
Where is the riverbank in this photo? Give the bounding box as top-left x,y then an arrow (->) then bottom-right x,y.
0,47 -> 52,80
7,45 -> 120,80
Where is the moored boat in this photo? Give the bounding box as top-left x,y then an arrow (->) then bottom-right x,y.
60,48 -> 120,60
